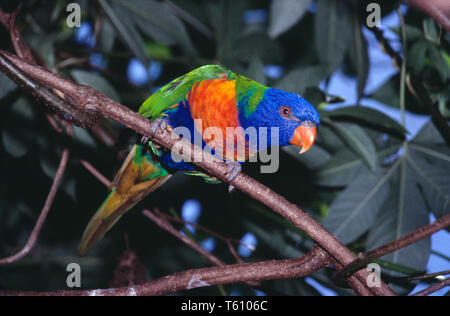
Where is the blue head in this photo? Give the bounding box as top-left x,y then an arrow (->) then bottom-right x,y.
239,88 -> 320,153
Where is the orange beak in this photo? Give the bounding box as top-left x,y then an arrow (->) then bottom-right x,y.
289,121 -> 317,154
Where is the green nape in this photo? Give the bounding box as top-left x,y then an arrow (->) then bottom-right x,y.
235,74 -> 269,118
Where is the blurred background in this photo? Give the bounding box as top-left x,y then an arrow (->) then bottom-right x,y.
0,0 -> 448,296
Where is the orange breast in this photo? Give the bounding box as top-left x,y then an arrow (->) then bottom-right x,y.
188,79 -> 254,161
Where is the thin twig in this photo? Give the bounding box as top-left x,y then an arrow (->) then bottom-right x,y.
79,159 -> 112,187
405,270 -> 450,282
412,278 -> 450,296
0,148 -> 71,265
333,213 -> 450,283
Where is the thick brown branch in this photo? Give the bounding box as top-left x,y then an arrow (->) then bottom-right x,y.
0,52 -> 98,128
0,148 -> 70,265
0,245 -> 330,296
0,51 -> 396,296
333,213 -> 450,283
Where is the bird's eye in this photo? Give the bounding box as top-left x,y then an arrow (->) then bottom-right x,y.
280,106 -> 291,118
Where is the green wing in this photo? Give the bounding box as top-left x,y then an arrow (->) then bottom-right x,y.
138,65 -> 236,118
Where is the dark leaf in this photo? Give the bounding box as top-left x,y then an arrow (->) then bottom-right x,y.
99,0 -> 149,66
423,18 -> 439,44
113,0 -> 196,56
275,66 -> 326,95
323,166 -> 395,244
328,105 -> 407,135
246,57 -> 266,85
0,72 -> 17,99
71,70 -> 121,102
350,11 -> 369,102
268,0 -> 312,38
408,40 -> 428,76
315,0 -> 352,75
1,98 -> 36,158
316,145 -> 400,187
328,121 -> 378,171
366,158 -> 431,292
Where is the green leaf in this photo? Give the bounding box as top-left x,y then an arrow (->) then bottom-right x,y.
328,105 -> 407,135
99,0 -> 149,66
99,18 -> 116,52
323,165 -> 397,244
71,70 -> 120,102
245,221 -> 303,259
275,66 -> 326,95
233,32 -> 282,64
268,0 -> 312,38
1,98 -> 36,158
315,0 -> 352,75
112,0 -> 196,56
316,145 -> 400,187
0,72 -> 17,99
366,156 -> 431,285
408,40 -> 428,76
369,74 -> 428,115
423,18 -> 439,44
73,126 -> 97,149
350,11 -> 369,102
40,155 -> 76,201
408,145 -> 450,218
329,121 -> 378,170
409,123 -> 450,218
427,43 -> 449,83
246,57 -> 266,86
302,87 -> 345,109
283,144 -> 331,170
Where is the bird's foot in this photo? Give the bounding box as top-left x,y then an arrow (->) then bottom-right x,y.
139,119 -> 169,146
224,161 -> 241,193
151,118 -> 169,136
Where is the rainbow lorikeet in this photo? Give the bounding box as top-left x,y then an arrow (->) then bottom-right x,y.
79,65 -> 320,256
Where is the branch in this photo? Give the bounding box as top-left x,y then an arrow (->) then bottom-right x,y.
0,50 -> 396,296
79,159 -> 112,187
333,213 -> 450,283
0,245 -> 331,296
412,278 -> 450,296
0,148 -> 71,265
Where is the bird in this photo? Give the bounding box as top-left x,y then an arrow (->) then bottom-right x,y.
79,65 -> 320,256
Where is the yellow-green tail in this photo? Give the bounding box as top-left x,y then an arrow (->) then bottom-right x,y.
79,145 -> 171,256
